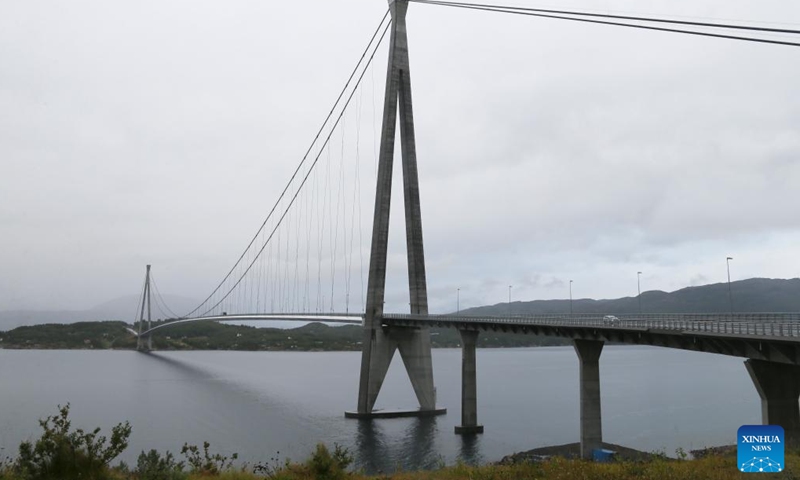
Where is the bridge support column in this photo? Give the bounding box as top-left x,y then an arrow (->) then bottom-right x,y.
395,327 -> 437,410
455,329 -> 483,434
574,339 -> 603,459
136,333 -> 152,352
348,325 -> 443,418
136,264 -> 153,352
347,0 -> 445,419
745,359 -> 800,444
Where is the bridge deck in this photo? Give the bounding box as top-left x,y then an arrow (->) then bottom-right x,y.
382,313 -> 800,365
138,313 -> 363,336
383,313 -> 800,337
135,311 -> 800,364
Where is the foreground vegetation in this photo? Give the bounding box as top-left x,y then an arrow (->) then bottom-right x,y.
2,406 -> 799,480
0,321 -> 570,351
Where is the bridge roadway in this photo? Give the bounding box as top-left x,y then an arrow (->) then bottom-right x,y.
140,313 -> 363,336
135,313 -> 362,350
383,312 -> 800,365
138,311 -> 800,454
143,311 -> 800,364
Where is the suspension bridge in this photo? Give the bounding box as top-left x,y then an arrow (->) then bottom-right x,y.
126,0 -> 800,458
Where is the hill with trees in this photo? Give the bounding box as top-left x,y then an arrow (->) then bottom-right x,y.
462,278 -> 800,316
0,320 -> 568,350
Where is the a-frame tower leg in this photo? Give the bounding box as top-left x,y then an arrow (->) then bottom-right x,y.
346,0 -> 444,418
136,264 -> 153,352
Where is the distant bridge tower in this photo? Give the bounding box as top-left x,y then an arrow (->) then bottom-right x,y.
347,0 -> 445,418
136,264 -> 153,352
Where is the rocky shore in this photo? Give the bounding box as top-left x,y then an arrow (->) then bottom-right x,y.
498,442 -> 737,464
689,445 -> 737,459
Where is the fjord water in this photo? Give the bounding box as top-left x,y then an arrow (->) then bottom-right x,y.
0,347 -> 757,472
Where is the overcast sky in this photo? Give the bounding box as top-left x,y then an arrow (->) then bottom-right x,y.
1,0 -> 799,315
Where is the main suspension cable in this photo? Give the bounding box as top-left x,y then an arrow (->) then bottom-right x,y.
411,0 -> 800,48
413,0 -> 800,35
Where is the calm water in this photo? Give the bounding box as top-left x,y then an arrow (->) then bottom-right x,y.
0,346 -> 758,472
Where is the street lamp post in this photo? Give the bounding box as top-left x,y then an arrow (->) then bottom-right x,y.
727,257 -> 734,314
508,285 -> 512,315
637,271 -> 642,315
457,288 -> 460,314
569,280 -> 573,315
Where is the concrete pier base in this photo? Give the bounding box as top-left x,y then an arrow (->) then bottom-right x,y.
455,425 -> 484,434
345,407 -> 447,419
574,339 -> 604,459
745,359 -> 800,444
456,329 -> 483,434
355,326 -> 443,417
136,334 -> 152,352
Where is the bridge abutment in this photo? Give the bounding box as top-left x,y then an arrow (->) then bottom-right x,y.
574,339 -> 604,459
455,329 -> 483,434
745,359 -> 800,443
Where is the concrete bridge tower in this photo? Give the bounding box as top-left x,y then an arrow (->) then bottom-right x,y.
136,264 -> 153,352
347,0 -> 445,418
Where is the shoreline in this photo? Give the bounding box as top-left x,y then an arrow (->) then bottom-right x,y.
498,442 -> 738,464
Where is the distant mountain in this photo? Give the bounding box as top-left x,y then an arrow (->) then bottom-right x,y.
459,278 -> 800,316
0,294 -> 199,331
89,294 -> 198,320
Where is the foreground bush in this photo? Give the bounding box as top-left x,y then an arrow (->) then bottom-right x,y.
0,406 -> 243,480
11,404 -> 130,480
134,449 -> 185,480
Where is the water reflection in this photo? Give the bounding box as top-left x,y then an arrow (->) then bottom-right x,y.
354,417 -> 452,473
400,417 -> 439,470
458,433 -> 482,465
141,352 -> 214,379
353,420 -> 388,473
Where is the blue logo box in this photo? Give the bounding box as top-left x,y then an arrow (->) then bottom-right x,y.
738,425 -> 784,473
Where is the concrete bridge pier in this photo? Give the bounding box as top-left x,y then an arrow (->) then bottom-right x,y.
574,339 -> 604,459
136,333 -> 152,352
455,329 -> 483,434
347,0 -> 446,419
394,326 -> 437,410
348,324 -> 444,418
745,359 -> 800,444
136,264 -> 153,352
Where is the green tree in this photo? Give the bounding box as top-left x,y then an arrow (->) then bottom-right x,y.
15,404 -> 131,480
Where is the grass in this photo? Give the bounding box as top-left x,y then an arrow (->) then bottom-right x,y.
4,449 -> 800,480
267,451 -> 800,479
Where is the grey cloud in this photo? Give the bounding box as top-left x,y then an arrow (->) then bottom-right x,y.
2,0 -> 799,313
